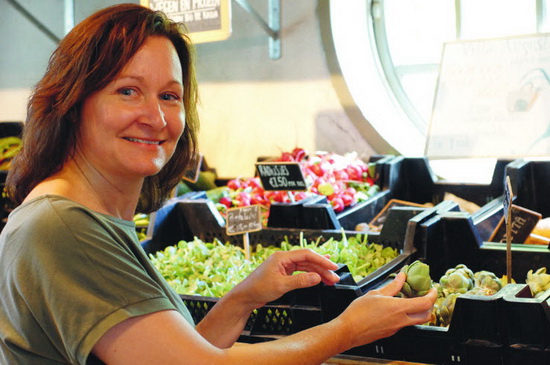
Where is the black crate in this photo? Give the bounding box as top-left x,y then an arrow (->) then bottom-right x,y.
383,156 -> 512,208
343,281 -> 520,365
416,209 -> 550,281
145,220 -> 416,336
500,284 -> 550,348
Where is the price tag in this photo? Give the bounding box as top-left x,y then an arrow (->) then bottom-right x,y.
489,204 -> 542,243
255,162 -> 307,191
226,205 -> 262,236
182,153 -> 203,183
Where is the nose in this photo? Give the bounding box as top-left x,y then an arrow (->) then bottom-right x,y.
139,97 -> 167,129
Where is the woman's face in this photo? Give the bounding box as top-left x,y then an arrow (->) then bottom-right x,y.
78,36 -> 185,182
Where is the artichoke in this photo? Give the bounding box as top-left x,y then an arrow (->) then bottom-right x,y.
526,267 -> 550,298
399,260 -> 433,298
473,270 -> 503,295
437,293 -> 459,327
439,264 -> 475,296
427,295 -> 446,326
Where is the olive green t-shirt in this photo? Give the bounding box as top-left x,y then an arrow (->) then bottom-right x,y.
0,195 -> 194,365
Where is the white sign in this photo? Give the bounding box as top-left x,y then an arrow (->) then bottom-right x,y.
427,33 -> 550,159
142,0 -> 231,44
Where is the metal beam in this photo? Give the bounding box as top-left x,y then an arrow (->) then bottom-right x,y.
234,0 -> 281,59
6,0 -> 60,44
64,0 -> 75,35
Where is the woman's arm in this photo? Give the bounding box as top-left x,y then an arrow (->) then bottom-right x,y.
92,272 -> 437,365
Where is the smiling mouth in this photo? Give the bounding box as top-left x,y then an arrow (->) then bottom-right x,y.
124,137 -> 163,145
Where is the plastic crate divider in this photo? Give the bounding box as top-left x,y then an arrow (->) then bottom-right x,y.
501,284 -> 550,348
448,285 -> 515,344
336,189 -> 392,231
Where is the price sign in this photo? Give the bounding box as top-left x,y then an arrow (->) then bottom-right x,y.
489,204 -> 542,243
226,205 -> 262,236
255,162 -> 307,191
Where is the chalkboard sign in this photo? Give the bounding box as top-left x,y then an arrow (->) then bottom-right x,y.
489,204 -> 542,244
141,0 -> 231,44
427,33 -> 550,159
255,162 -> 307,191
226,205 -> 262,236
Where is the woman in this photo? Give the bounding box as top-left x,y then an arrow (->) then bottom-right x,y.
0,4 -> 436,365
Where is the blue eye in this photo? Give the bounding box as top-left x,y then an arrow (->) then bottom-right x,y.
118,88 -> 135,96
161,93 -> 180,101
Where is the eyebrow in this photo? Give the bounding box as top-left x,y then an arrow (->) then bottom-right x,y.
116,75 -> 183,89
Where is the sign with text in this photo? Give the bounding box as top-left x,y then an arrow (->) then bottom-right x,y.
141,0 -> 231,44
226,205 -> 262,236
489,204 -> 542,243
255,162 -> 307,191
427,33 -> 550,159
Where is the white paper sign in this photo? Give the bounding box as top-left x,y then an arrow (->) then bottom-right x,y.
427,33 -> 550,159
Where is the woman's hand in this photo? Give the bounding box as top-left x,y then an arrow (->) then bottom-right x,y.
334,272 -> 438,350
231,249 -> 341,309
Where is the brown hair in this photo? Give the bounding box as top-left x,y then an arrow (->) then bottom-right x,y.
6,4 -> 199,213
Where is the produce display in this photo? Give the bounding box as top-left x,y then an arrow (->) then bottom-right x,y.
395,261 -> 505,327
395,262 -> 550,327
149,233 -> 398,297
0,136 -> 22,170
206,148 -> 380,225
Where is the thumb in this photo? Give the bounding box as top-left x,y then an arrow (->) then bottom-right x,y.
287,272 -> 322,291
377,272 -> 406,297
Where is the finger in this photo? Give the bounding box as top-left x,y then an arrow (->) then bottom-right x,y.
285,249 -> 339,271
285,272 -> 322,291
401,288 -> 438,313
406,308 -> 433,324
289,261 -> 340,284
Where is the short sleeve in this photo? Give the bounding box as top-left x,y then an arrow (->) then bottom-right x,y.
3,197 -> 182,364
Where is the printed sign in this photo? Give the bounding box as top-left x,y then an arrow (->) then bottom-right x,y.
489,204 -> 542,244
427,33 -> 550,159
141,0 -> 231,44
226,205 -> 262,236
255,162 -> 307,191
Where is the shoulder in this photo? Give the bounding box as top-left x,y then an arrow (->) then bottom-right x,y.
12,195 -> 130,230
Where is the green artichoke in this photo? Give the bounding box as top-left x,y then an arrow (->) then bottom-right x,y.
473,270 -> 502,295
439,264 -> 475,296
526,267 -> 550,298
427,295 -> 446,326
436,293 -> 459,327
399,260 -> 433,298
